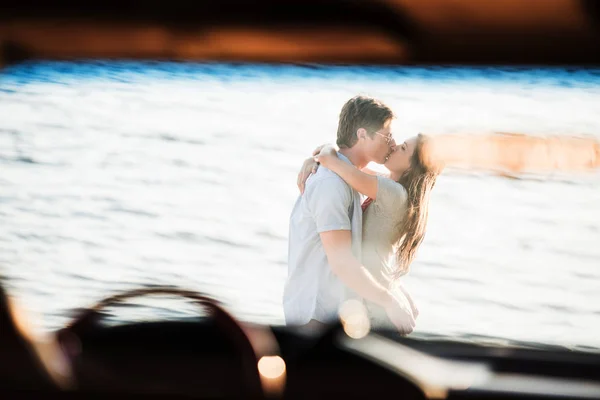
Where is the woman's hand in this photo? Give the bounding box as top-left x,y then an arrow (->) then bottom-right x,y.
311,144 -> 329,157
297,157 -> 319,194
297,144 -> 337,194
313,145 -> 338,167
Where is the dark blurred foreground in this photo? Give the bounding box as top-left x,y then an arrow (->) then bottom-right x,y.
2,284 -> 600,400
1,0 -> 600,66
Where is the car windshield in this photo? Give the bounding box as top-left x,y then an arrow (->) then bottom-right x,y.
1,62 -> 599,353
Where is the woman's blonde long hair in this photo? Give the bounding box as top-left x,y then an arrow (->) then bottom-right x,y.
393,134 -> 439,278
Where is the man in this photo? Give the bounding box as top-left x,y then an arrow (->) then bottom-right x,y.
283,95 -> 416,334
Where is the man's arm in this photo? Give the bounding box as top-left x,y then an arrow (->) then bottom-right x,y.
306,177 -> 415,333
320,230 -> 392,306
307,176 -> 388,300
320,230 -> 415,333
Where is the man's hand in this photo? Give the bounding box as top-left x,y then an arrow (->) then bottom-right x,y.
384,293 -> 416,335
397,282 -> 419,319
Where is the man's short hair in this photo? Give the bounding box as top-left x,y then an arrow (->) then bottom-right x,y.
336,95 -> 395,148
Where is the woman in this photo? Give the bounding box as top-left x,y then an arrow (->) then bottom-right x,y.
298,134 -> 440,328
